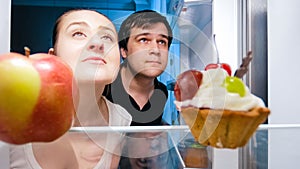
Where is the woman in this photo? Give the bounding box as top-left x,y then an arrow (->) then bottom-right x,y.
10,9 -> 132,169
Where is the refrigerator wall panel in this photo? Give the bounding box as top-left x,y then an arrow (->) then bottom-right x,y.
268,0 -> 300,169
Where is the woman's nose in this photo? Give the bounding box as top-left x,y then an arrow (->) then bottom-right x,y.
88,43 -> 104,53
88,38 -> 104,53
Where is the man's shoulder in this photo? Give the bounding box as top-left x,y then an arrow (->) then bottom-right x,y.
154,78 -> 168,95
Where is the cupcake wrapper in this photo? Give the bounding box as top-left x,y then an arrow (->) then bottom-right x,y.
180,107 -> 270,149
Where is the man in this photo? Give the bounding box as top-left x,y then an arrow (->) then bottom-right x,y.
105,10 -> 173,126
104,9 -> 175,168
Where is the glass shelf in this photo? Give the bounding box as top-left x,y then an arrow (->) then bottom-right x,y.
6,124 -> 300,169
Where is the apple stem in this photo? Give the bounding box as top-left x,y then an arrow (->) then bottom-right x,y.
24,46 -> 30,57
213,34 -> 220,64
48,48 -> 55,55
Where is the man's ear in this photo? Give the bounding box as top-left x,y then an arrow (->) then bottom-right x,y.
120,48 -> 128,59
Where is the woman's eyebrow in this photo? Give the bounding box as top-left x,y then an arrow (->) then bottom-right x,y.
97,26 -> 117,36
66,21 -> 89,30
65,22 -> 117,36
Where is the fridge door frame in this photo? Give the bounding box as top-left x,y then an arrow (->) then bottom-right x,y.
0,0 -> 11,168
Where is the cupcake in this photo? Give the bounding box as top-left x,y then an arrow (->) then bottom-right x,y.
174,59 -> 270,149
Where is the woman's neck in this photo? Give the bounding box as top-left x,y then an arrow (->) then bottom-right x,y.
73,83 -> 109,126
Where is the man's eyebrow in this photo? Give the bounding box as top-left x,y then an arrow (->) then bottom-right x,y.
134,33 -> 169,39
161,34 -> 169,39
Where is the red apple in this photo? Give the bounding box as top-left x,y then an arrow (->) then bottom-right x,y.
0,47 -> 76,144
205,63 -> 232,76
174,70 -> 203,101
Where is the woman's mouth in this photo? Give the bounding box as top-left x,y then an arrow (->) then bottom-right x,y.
82,57 -> 107,64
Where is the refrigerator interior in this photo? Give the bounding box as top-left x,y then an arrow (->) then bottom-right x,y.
1,0 -> 300,168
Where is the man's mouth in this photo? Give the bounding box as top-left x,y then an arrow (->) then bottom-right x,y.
146,60 -> 161,64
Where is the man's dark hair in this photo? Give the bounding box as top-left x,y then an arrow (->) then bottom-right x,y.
118,9 -> 173,51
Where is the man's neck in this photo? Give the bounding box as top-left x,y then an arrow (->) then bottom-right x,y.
121,66 -> 155,94
121,66 -> 155,109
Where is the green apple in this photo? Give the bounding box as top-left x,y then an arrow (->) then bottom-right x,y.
0,48 -> 75,144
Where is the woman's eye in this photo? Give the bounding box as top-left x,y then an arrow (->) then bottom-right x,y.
72,32 -> 86,39
101,35 -> 113,42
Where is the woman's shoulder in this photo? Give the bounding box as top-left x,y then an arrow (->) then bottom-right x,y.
10,143 -> 43,169
10,137 -> 78,169
32,136 -> 78,169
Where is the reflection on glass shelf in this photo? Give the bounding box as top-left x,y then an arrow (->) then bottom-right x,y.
70,125 -> 211,169
246,124 -> 300,169
67,124 -> 300,169
6,124 -> 300,169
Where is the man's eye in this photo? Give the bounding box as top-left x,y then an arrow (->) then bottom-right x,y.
139,38 -> 148,43
158,40 -> 167,46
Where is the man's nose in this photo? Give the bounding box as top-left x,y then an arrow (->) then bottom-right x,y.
149,41 -> 160,54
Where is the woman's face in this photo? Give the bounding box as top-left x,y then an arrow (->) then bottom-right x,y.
55,10 -> 120,84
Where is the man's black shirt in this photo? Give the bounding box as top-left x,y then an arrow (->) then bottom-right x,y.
104,69 -> 168,126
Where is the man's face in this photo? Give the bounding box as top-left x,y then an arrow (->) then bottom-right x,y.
122,23 -> 170,78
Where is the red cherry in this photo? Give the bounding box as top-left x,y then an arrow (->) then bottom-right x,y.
174,70 -> 203,101
205,63 -> 232,76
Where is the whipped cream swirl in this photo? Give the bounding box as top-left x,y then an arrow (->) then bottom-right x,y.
175,68 -> 265,111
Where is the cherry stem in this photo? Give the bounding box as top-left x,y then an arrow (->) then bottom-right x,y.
24,46 -> 30,57
213,34 -> 220,64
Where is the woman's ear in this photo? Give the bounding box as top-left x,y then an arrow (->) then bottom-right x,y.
120,48 -> 128,59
